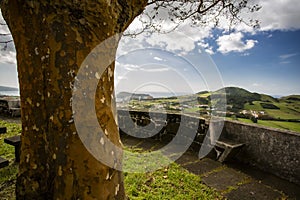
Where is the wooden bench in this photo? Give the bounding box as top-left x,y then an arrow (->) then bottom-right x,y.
0,127 -> 7,134
214,139 -> 244,163
0,157 -> 9,168
4,135 -> 21,162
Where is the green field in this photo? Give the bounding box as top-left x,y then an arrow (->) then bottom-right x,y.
244,100 -> 300,120
229,118 -> 300,133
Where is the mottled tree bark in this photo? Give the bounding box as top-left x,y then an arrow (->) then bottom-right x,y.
1,0 -> 147,199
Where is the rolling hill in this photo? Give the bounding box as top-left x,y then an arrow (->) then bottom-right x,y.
208,87 -> 300,121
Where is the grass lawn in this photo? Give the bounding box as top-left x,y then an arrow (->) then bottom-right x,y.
228,118 -> 300,133
257,120 -> 300,133
244,101 -> 300,120
0,120 -> 21,161
124,162 -> 220,200
0,120 -> 221,199
0,120 -> 21,199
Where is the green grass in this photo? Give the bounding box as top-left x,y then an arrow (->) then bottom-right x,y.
0,120 -> 21,200
244,100 -> 300,120
228,118 -> 300,133
265,103 -> 300,120
244,101 -> 263,110
0,164 -> 17,199
0,120 -> 21,161
198,92 -> 211,98
257,120 -> 300,132
123,147 -> 221,199
124,162 -> 221,200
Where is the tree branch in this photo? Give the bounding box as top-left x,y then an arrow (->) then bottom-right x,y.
0,39 -> 13,44
198,0 -> 222,14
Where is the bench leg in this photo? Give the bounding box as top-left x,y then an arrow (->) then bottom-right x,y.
217,147 -> 231,163
15,144 -> 21,163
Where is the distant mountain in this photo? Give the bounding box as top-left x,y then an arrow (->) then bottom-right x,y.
280,95 -> 300,102
0,86 -> 18,91
211,87 -> 262,111
196,91 -> 209,95
116,92 -> 153,101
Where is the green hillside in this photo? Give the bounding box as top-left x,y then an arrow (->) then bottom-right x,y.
208,87 -> 299,120
212,87 -> 261,112
116,87 -> 300,132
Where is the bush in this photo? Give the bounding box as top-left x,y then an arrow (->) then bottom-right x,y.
250,116 -> 258,123
260,103 -> 280,109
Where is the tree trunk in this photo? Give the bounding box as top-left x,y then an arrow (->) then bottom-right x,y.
1,0 -> 147,199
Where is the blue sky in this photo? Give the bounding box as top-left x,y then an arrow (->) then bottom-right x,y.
211,30 -> 300,96
1,1 -> 300,96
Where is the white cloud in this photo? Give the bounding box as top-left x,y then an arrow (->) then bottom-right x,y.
280,61 -> 291,65
216,32 -> 257,54
205,47 -> 215,55
252,83 -> 261,87
153,56 -> 164,61
140,66 -> 170,72
222,0 -> 300,32
116,76 -> 128,81
119,0 -> 300,58
0,10 -> 16,65
279,53 -> 298,64
120,63 -> 141,71
279,53 -> 298,60
145,31 -> 196,54
253,0 -> 300,31
0,51 -> 16,64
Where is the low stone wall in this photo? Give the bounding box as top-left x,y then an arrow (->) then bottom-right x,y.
117,109 -> 208,145
222,120 -> 300,185
117,110 -> 300,185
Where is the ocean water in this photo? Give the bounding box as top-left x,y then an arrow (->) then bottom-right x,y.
0,90 -> 20,96
145,91 -> 193,98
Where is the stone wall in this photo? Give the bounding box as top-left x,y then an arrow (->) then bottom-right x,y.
222,120 -> 300,185
117,109 -> 208,145
117,110 -> 300,185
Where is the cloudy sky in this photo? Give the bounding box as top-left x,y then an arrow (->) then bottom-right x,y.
1,1 -> 300,96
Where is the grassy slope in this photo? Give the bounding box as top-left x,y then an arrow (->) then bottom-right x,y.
245,101 -> 300,120
231,118 -> 300,133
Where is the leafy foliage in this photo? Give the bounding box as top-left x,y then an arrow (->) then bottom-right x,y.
125,0 -> 261,36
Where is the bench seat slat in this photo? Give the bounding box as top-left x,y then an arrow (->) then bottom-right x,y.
4,135 -> 21,162
0,127 -> 7,134
215,139 -> 245,163
0,157 -> 9,168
